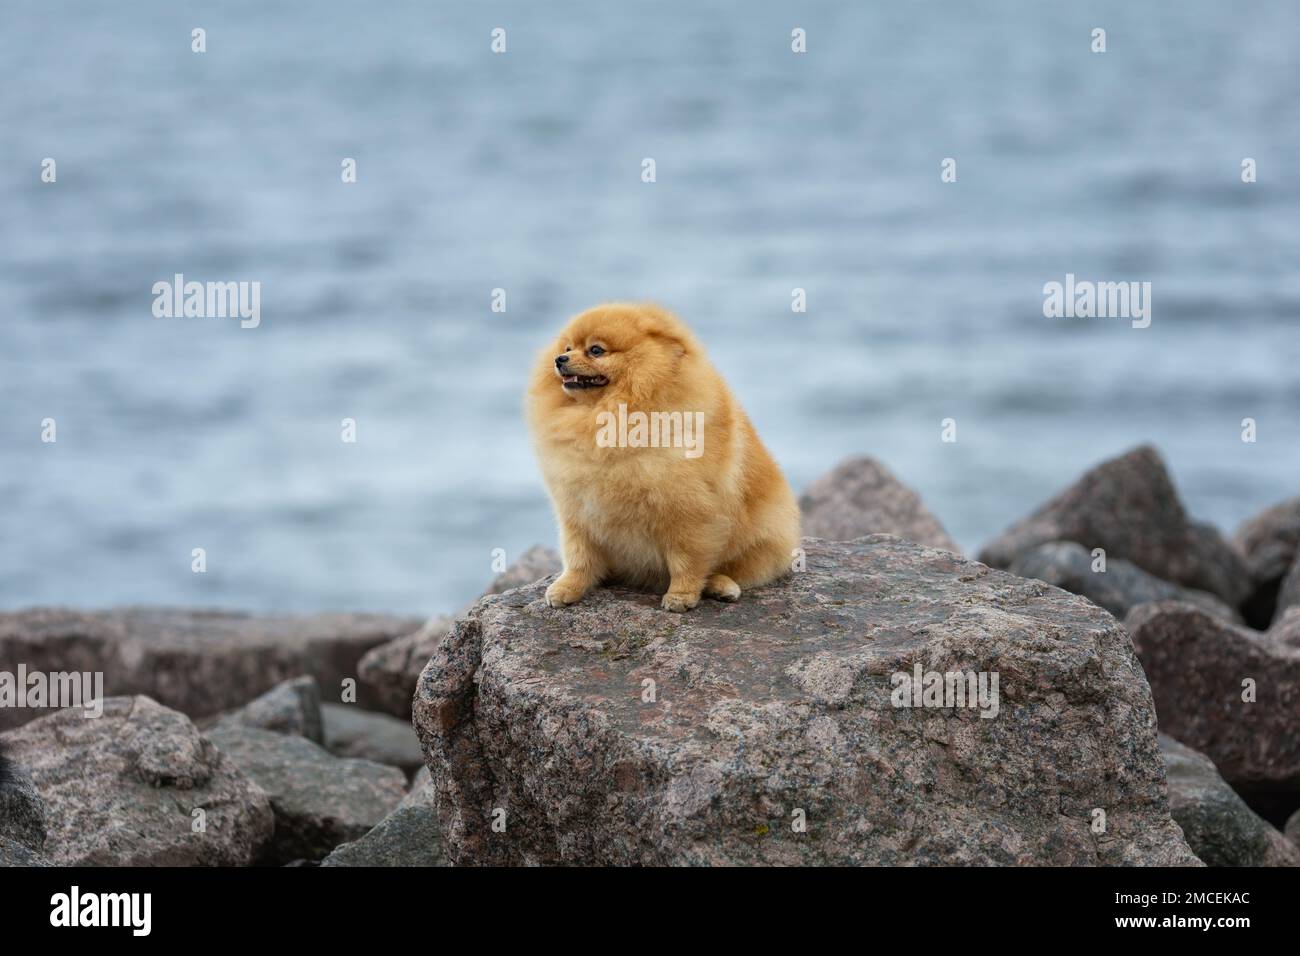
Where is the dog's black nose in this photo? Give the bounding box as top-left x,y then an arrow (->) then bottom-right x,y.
555,355 -> 569,368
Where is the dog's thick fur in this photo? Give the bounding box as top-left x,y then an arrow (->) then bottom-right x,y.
526,302 -> 800,612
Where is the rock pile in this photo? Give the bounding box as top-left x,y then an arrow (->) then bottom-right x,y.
1126,603 -> 1300,819
4,446 -> 1297,867
0,607 -> 420,730
978,445 -> 1250,606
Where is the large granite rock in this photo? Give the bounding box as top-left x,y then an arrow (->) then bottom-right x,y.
206,725 -> 406,864
978,446 -> 1250,607
0,744 -> 46,853
0,696 -> 273,866
1126,602 -> 1300,813
0,607 -> 422,730
1286,808 -> 1300,847
1009,541 -> 1240,623
358,546 -> 562,718
415,535 -> 1198,866
799,457 -> 958,552
207,675 -> 324,743
1160,735 -> 1299,867
321,703 -> 424,773
320,775 -> 449,867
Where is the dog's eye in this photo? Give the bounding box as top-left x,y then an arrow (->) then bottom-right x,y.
588,345 -> 605,356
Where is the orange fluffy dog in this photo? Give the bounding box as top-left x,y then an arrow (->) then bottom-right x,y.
526,302 -> 800,612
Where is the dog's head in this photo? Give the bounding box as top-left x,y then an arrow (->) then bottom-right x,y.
534,303 -> 699,406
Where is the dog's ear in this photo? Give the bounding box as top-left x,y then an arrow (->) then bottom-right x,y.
636,305 -> 692,358
649,330 -> 688,359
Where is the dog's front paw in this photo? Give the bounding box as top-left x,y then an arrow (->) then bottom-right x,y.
545,574 -> 590,608
661,590 -> 700,613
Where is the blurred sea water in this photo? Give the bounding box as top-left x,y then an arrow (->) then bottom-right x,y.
2,1 -> 1298,614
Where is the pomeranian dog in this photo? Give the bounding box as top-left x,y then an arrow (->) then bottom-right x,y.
526,302 -> 800,612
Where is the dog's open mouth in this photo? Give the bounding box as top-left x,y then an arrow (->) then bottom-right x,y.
561,373 -> 608,390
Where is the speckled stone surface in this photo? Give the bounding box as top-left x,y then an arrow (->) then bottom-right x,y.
0,696 -> 273,866
416,535 -> 1198,866
979,445 -> 1250,607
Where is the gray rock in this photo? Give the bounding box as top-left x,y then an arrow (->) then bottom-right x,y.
321,703 -> 424,773
1270,607 -> 1300,651
0,835 -> 52,867
415,535 -> 1198,866
406,766 -> 432,803
0,745 -> 46,853
0,696 -> 273,866
207,676 -> 323,743
1275,554 -> 1300,624
1235,496 -> 1300,587
799,456 -> 959,552
0,607 -> 422,730
319,780 -> 450,867
1126,602 -> 1300,809
1009,541 -> 1240,623
1232,497 -> 1300,627
358,546 -> 562,718
1160,735 -> 1299,867
206,725 -> 405,864
1286,808 -> 1300,847
978,446 -> 1250,607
